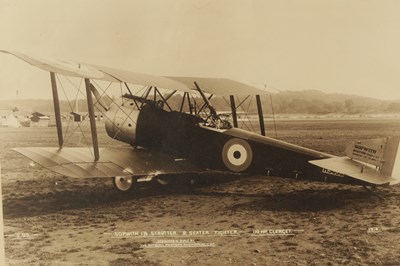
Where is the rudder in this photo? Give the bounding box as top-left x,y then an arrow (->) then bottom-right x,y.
345,136 -> 400,185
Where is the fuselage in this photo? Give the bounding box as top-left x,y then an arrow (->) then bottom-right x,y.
103,101 -> 368,186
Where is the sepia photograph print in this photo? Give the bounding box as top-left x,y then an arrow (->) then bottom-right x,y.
1,1 -> 400,265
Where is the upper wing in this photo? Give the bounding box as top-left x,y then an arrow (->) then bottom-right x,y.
0,50 -> 117,81
1,50 -> 268,96
13,147 -> 205,178
0,50 -> 190,92
89,63 -> 190,92
166,77 -> 268,96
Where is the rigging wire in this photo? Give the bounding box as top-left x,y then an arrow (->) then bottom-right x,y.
56,75 -> 93,158
90,82 -> 141,148
270,93 -> 278,139
234,95 -> 252,132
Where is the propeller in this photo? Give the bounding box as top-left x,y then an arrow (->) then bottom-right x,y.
89,82 -> 110,112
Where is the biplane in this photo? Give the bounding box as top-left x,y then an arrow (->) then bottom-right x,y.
1,50 -> 399,192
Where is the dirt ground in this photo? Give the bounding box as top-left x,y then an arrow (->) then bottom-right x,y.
1,119 -> 400,266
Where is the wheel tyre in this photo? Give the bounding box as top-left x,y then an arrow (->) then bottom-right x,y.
156,177 -> 170,186
113,176 -> 136,192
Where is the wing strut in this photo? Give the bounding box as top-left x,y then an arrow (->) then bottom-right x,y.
256,95 -> 266,136
229,95 -> 238,128
50,72 -> 63,148
194,81 -> 217,117
85,78 -> 100,161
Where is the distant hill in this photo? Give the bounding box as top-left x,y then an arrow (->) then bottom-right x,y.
261,90 -> 400,114
1,90 -> 399,115
212,90 -> 400,114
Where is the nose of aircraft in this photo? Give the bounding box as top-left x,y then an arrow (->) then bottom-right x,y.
105,103 -> 140,146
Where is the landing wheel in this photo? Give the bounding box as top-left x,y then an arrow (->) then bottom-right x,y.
155,175 -> 199,189
156,177 -> 170,186
113,176 -> 136,192
189,176 -> 199,186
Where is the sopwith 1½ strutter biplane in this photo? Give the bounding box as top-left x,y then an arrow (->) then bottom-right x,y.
1,50 -> 399,192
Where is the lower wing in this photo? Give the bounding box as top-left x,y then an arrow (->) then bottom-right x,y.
13,147 -> 205,178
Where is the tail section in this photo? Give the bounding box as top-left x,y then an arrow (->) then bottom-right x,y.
310,136 -> 400,185
382,137 -> 400,185
345,136 -> 400,184
345,138 -> 386,167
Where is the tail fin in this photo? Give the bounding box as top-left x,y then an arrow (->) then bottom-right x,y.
381,137 -> 400,185
345,136 -> 400,185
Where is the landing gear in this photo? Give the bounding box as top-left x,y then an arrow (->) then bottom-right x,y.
363,185 -> 385,200
156,177 -> 170,186
189,177 -> 198,185
113,176 -> 136,192
155,174 -> 199,189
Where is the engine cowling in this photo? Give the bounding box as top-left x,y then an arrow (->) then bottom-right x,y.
105,104 -> 140,146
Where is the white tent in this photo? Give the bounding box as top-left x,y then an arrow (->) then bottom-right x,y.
5,113 -> 21,128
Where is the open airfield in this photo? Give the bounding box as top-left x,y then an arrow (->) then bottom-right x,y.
1,118 -> 400,265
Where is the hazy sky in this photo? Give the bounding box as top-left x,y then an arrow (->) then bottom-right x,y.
0,0 -> 399,100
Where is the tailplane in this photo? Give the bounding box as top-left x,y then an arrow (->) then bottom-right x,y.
310,136 -> 400,185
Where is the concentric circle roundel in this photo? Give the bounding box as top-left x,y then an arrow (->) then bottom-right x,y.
222,138 -> 253,172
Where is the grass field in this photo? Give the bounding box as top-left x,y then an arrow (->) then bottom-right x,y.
1,118 -> 400,265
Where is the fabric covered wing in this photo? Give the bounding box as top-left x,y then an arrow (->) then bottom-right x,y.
1,50 -> 269,96
167,76 -> 269,96
90,64 -> 191,92
0,50 -> 118,81
13,147 -> 204,178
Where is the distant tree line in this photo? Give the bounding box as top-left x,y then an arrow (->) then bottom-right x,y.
1,90 -> 399,115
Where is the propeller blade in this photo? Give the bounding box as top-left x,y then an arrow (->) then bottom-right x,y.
89,83 -> 109,111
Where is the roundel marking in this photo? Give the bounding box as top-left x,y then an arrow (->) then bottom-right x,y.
222,138 -> 253,172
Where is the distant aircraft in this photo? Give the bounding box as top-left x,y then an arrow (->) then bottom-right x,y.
1,50 -> 399,192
